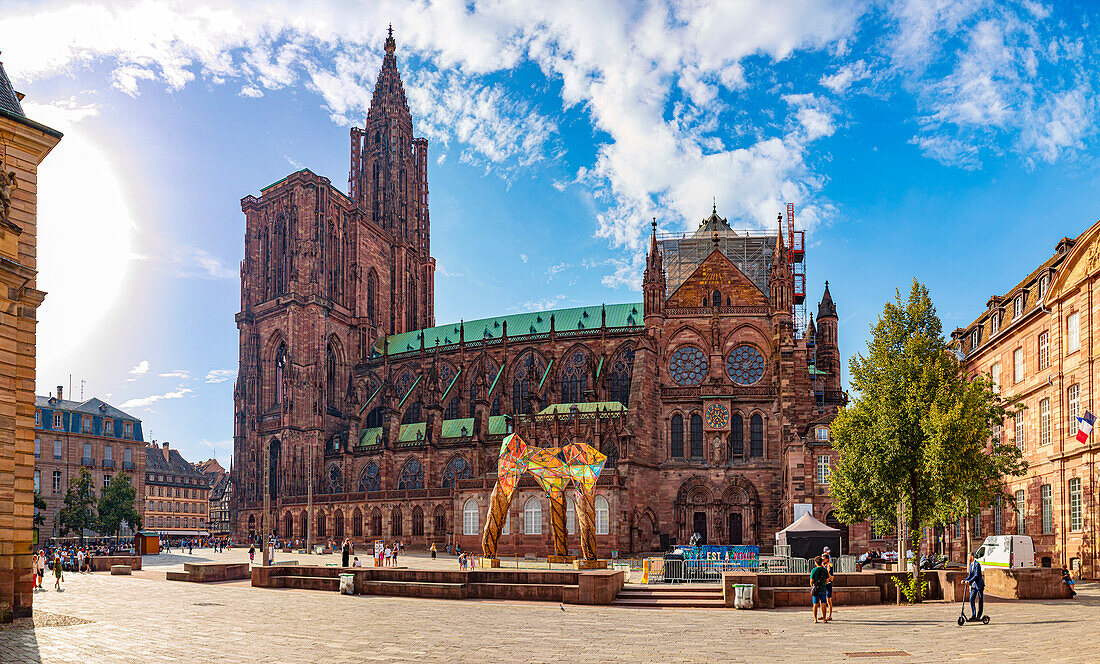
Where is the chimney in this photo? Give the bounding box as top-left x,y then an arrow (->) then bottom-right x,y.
162,442 -> 170,451
57,385 -> 63,400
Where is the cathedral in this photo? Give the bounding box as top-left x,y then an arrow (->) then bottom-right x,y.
231,31 -> 847,556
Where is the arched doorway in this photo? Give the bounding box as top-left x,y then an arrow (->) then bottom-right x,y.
247,514 -> 256,541
722,478 -> 761,546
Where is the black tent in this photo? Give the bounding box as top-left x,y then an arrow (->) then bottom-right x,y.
775,513 -> 842,560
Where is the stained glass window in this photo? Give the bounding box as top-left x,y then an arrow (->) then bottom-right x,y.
669,345 -> 707,386
397,457 -> 424,490
561,348 -> 591,403
358,461 -> 380,492
512,353 -> 547,414
730,413 -> 744,456
690,414 -> 704,457
441,455 -> 472,488
608,345 -> 634,407
671,414 -> 684,458
727,345 -> 765,385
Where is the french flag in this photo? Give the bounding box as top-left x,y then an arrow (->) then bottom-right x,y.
1076,411 -> 1095,444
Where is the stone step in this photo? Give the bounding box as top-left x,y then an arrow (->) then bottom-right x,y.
617,589 -> 722,600
610,597 -> 728,609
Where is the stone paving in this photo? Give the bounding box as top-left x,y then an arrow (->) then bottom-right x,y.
2,549 -> 1097,663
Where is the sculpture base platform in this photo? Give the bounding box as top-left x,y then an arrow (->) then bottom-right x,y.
573,559 -> 608,570
478,557 -> 501,568
547,555 -> 576,564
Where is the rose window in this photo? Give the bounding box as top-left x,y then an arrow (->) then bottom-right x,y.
669,345 -> 708,386
726,345 -> 765,385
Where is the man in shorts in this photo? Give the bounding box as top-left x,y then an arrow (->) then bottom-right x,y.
810,555 -> 829,623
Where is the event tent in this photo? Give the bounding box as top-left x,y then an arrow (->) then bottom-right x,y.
775,512 -> 842,559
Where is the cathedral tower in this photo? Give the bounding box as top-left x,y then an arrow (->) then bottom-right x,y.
349,27 -> 434,336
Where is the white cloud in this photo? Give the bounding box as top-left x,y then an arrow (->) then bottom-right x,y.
519,254 -> 528,263
509,294 -> 567,313
239,85 -> 263,98
129,360 -> 150,376
120,385 -> 193,409
152,247 -> 237,280
820,60 -> 871,93
204,369 -> 236,384
159,370 -> 191,379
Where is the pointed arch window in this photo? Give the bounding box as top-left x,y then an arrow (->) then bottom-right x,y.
326,464 -> 342,494
511,353 -> 546,414
690,414 -> 704,458
750,414 -> 764,458
367,270 -> 377,323
358,461 -> 381,493
391,508 -> 403,536
273,343 -> 287,406
444,398 -> 459,420
371,508 -> 383,536
560,348 -> 591,403
601,439 -> 619,468
671,414 -> 684,458
441,455 -> 472,488
397,457 -> 424,490
712,289 -> 721,307
412,506 -> 424,537
730,413 -> 744,457
402,401 -> 422,424
325,344 -> 339,407
608,346 -> 634,407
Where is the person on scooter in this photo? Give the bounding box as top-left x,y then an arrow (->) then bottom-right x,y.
963,553 -> 984,620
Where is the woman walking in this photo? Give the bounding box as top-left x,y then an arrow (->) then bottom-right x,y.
53,555 -> 64,591
341,538 -> 351,567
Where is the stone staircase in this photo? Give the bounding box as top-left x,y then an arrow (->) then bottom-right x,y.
611,585 -> 726,609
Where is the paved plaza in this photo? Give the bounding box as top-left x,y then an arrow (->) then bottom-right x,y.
0,548 -> 1095,663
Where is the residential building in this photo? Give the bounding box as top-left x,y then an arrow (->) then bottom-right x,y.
144,442 -> 211,537
195,458 -> 232,537
951,220 -> 1100,576
34,387 -> 147,539
0,56 -> 61,623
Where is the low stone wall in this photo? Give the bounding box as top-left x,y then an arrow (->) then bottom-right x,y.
984,568 -> 1071,600
91,556 -> 141,572
250,565 -> 625,605
166,562 -> 251,583
722,571 -> 943,608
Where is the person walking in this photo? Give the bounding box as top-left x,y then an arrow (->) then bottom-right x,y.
53,555 -> 64,591
809,556 -> 829,623
248,544 -> 256,564
822,550 -> 836,622
963,553 -> 985,620
430,542 -> 437,560
342,538 -> 351,567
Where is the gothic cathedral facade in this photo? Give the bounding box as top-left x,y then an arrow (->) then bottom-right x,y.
232,33 -> 847,556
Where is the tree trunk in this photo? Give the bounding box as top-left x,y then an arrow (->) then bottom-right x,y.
965,498 -> 972,560
908,479 -> 922,602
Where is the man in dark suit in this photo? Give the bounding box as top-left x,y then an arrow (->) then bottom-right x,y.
963,553 -> 984,619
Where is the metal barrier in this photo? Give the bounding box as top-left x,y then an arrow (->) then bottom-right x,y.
773,545 -> 792,558
645,555 -> 825,583
836,555 -> 858,573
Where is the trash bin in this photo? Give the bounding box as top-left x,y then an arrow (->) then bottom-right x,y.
339,573 -> 355,595
733,584 -> 754,609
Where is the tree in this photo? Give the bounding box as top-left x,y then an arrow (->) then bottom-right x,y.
33,491 -> 47,528
829,280 -> 1026,598
98,474 -> 143,539
58,467 -> 98,545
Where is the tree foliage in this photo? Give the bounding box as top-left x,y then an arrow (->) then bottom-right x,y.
33,491 -> 47,528
829,280 -> 1026,592
98,474 -> 143,538
58,467 -> 98,543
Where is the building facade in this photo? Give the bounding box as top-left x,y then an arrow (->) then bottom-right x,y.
949,220 -> 1100,577
33,388 -> 147,539
196,459 -> 232,537
0,60 -> 60,621
143,443 -> 212,537
232,33 -> 846,556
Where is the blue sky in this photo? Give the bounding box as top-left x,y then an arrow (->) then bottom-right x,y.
4,0 -> 1099,468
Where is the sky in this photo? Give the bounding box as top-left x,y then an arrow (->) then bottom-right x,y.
4,0 -> 1099,469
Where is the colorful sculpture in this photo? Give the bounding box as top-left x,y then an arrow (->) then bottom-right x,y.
481,433 -> 607,561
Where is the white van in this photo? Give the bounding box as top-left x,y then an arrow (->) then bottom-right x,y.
973,535 -> 1036,569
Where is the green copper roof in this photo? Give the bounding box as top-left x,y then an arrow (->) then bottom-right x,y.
375,302 -> 643,356
441,418 -> 474,438
808,365 -> 828,376
397,423 -> 426,444
488,415 -> 510,435
359,427 -> 383,447
538,401 -> 626,416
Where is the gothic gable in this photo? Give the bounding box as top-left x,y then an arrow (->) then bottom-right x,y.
665,249 -> 769,308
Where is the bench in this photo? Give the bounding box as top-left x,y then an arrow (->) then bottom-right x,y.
359,579 -> 467,600
110,565 -> 132,575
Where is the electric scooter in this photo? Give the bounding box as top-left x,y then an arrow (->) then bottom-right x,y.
957,585 -> 990,626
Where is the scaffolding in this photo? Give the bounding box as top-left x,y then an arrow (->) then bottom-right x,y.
658,231 -> 776,296
656,204 -> 808,339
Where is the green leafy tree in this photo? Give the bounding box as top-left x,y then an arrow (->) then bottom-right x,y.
58,467 -> 98,545
33,491 -> 47,527
98,474 -> 143,538
829,280 -> 1026,597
